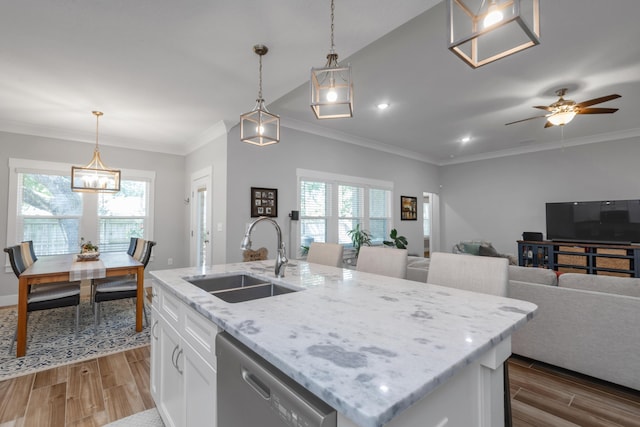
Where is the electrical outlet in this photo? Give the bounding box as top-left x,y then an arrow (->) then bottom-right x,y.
168,258 -> 173,265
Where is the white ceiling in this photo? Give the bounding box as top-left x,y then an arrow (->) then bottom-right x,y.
2,1 -> 639,165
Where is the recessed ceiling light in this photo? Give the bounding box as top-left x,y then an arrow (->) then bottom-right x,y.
377,103 -> 390,110
461,136 -> 471,143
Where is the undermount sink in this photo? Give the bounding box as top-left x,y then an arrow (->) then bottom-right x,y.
186,274 -> 267,292
184,273 -> 300,303
213,283 -> 297,303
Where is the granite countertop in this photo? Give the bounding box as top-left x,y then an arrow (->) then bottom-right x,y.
150,261 -> 537,427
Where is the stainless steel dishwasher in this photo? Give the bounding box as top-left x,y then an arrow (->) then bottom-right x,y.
216,332 -> 337,427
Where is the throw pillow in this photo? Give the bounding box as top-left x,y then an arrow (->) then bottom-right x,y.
462,242 -> 481,255
478,244 -> 499,257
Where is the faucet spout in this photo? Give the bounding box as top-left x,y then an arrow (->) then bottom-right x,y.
241,216 -> 288,278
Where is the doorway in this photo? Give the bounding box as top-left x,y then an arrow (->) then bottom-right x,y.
423,192 -> 439,257
190,167 -> 212,267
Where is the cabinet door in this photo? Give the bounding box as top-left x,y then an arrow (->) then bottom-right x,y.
158,315 -> 185,427
181,341 -> 217,427
150,307 -> 160,401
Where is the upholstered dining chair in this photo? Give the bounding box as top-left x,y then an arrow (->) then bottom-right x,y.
93,240 -> 156,331
306,242 -> 344,268
427,251 -> 512,426
4,241 -> 81,354
90,237 -> 143,304
356,246 -> 408,279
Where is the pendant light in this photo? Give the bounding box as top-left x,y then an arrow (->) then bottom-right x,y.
240,44 -> 280,146
447,0 -> 540,68
310,0 -> 353,119
71,111 -> 121,192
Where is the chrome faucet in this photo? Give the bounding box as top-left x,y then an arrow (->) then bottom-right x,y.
241,216 -> 288,277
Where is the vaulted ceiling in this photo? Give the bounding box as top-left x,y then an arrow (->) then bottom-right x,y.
2,1 -> 639,165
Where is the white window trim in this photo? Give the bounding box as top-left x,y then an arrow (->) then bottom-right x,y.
6,158 -> 155,270
296,168 -> 394,250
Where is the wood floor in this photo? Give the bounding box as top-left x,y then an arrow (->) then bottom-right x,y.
0,346 -> 153,427
1,349 -> 639,426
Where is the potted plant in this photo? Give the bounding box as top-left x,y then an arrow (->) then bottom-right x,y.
347,224 -> 372,258
383,229 -> 408,249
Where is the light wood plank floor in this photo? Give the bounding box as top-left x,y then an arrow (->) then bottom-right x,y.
0,346 -> 153,427
1,350 -> 639,426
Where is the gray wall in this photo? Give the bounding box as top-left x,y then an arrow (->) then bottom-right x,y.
0,131 -> 185,303
225,125 -> 441,263
184,132 -> 228,265
439,137 -> 640,257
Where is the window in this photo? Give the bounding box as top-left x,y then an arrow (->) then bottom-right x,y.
98,180 -> 150,252
298,169 -> 392,249
7,158 -> 154,256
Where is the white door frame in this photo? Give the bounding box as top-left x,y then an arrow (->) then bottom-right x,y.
190,167 -> 213,267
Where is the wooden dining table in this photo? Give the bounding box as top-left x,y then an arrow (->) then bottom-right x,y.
16,252 -> 144,357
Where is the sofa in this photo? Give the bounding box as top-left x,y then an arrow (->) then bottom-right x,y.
407,255 -> 430,282
508,265 -> 640,391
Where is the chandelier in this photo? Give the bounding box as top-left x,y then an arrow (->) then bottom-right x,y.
310,0 -> 353,119
240,45 -> 280,146
71,111 -> 121,192
447,0 -> 540,68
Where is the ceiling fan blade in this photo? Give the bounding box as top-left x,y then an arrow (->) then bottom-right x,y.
575,94 -> 621,108
577,107 -> 619,114
533,105 -> 554,111
505,115 -> 548,126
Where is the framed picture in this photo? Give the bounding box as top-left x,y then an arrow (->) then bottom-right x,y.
400,195 -> 417,220
251,187 -> 278,217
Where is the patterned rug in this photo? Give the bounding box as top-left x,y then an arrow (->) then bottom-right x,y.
0,299 -> 150,381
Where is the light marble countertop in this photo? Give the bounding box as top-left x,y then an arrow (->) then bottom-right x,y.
150,261 -> 537,427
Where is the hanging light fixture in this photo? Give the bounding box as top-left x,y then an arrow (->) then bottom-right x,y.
240,44 -> 280,146
310,0 -> 353,119
71,111 -> 121,192
447,0 -> 540,68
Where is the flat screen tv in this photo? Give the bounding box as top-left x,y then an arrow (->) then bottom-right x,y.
546,199 -> 640,244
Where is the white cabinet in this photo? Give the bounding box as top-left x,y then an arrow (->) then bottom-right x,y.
151,284 -> 220,427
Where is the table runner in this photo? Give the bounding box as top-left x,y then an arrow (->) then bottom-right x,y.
70,258 -> 106,281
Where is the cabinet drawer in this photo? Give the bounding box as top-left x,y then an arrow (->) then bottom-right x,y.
159,287 -> 181,325
183,308 -> 220,368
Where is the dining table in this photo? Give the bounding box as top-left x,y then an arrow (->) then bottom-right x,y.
16,252 -> 144,357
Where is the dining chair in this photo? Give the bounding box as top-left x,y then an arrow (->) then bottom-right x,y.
356,246 -> 408,279
93,240 -> 156,331
306,242 -> 344,268
127,237 -> 139,256
4,241 -> 81,354
90,237 -> 143,302
426,251 -> 512,426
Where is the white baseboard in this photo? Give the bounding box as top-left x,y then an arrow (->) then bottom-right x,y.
0,294 -> 18,308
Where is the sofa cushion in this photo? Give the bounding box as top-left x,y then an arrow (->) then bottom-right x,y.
508,265 -> 557,286
558,273 -> 640,298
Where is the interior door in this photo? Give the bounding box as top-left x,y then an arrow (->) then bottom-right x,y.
190,168 -> 212,267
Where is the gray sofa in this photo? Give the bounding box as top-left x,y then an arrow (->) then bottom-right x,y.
508,265 -> 640,391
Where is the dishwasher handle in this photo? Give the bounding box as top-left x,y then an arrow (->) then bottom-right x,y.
242,367 -> 271,400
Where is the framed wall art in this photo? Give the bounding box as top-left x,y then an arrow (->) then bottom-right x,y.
251,187 -> 278,217
400,195 -> 417,220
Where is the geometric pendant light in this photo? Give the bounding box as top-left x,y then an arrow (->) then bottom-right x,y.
310,0 -> 353,119
240,44 -> 280,146
71,111 -> 121,192
447,0 -> 540,68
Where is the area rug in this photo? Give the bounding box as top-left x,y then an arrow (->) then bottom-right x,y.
105,409 -> 164,427
0,299 -> 150,381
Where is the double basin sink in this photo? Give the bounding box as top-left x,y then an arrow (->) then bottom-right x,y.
185,273 -> 299,303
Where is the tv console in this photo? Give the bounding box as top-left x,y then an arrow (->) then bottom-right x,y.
517,240 -> 640,278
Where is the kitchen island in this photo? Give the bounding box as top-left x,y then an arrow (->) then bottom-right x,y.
150,260 -> 537,427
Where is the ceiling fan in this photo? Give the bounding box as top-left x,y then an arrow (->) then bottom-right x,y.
505,88 -> 621,128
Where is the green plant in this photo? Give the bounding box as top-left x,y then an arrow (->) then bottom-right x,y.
383,229 -> 408,249
347,224 -> 372,258
80,237 -> 98,253
300,245 -> 310,256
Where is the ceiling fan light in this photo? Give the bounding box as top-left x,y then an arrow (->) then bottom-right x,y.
547,111 -> 576,126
